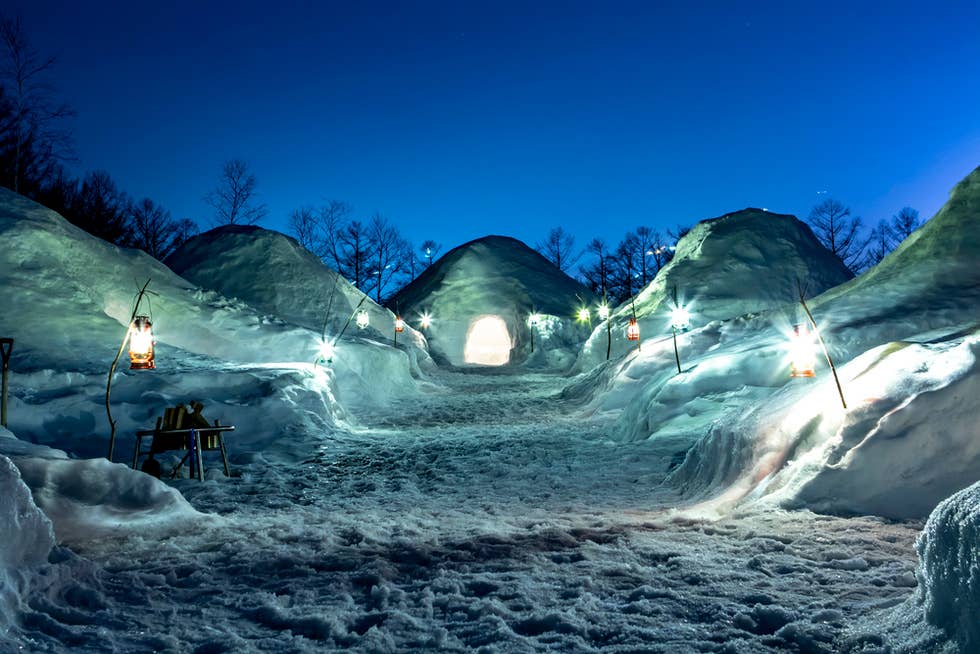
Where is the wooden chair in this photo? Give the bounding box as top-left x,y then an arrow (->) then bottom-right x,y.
132,404 -> 234,480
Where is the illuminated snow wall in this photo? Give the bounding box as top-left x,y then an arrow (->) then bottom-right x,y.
463,316 -> 512,365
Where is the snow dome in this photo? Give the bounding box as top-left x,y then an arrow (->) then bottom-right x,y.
390,235 -> 595,367
165,225 -> 431,369
576,209 -> 853,369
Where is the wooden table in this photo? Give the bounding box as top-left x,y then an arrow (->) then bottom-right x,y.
132,424 -> 235,480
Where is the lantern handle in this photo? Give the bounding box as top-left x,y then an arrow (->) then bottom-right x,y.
106,278 -> 152,461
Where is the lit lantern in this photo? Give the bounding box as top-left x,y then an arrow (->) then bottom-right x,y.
789,323 -> 817,378
356,310 -> 369,329
626,318 -> 640,341
394,316 -> 405,333
577,307 -> 591,323
420,312 -> 432,329
528,313 -> 541,327
597,303 -> 610,320
128,315 -> 155,370
671,306 -> 691,331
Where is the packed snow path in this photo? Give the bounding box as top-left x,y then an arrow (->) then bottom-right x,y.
17,369 -> 923,653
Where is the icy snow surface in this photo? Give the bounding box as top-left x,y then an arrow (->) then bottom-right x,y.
4,369 -> 930,653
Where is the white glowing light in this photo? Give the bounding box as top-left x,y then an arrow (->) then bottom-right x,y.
671,306 -> 691,330
789,324 -> 817,378
419,312 -> 432,329
318,340 -> 335,363
394,317 -> 405,333
128,315 -> 155,369
464,316 -> 512,366
356,310 -> 369,329
597,303 -> 610,320
577,307 -> 591,323
527,313 -> 541,327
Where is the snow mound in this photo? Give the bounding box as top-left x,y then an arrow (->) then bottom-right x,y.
914,480 -> 980,651
391,235 -> 595,367
12,454 -> 201,545
0,455 -> 54,634
165,225 -> 431,371
577,209 -> 852,369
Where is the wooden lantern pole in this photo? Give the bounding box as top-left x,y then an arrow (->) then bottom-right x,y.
671,286 -> 682,374
630,294 -> 641,352
0,338 -> 12,427
797,280 -> 846,410
106,279 -> 152,461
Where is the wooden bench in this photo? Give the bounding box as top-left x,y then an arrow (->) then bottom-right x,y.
132,404 -> 235,480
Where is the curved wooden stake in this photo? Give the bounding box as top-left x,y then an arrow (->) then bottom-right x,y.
107,279 -> 152,461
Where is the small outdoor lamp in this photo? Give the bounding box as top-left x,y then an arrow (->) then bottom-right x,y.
356,309 -> 370,330
317,339 -> 335,365
597,303 -> 610,320
670,306 -> 691,331
419,312 -> 432,329
528,312 -> 541,353
128,316 -> 155,370
576,307 -> 591,323
626,318 -> 640,341
789,323 -> 817,378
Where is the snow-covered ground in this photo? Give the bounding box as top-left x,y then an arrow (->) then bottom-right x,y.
1,163 -> 978,652
3,369 -> 928,653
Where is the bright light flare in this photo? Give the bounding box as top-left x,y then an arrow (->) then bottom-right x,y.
597,303 -> 610,320
317,339 -> 335,364
576,307 -> 591,323
527,313 -> 541,327
671,306 -> 691,331
789,324 -> 817,378
419,312 -> 432,329
356,310 -> 369,329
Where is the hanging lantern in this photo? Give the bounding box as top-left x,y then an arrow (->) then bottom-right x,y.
528,313 -> 541,327
356,310 -> 369,329
789,323 -> 817,378
128,315 -> 155,370
419,312 -> 432,329
626,318 -> 640,341
597,303 -> 610,320
394,316 -> 405,333
671,306 -> 691,331
576,307 -> 591,323
317,339 -> 335,365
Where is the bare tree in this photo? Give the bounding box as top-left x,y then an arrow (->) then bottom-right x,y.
288,199 -> 353,270
807,198 -> 864,272
420,239 -> 442,268
609,232 -> 642,302
205,158 -> 268,225
68,170 -> 131,245
536,226 -> 581,273
366,213 -> 412,303
862,219 -> 894,270
128,197 -> 196,260
0,13 -> 74,194
337,219 -> 370,290
579,238 -> 611,296
891,206 -> 920,242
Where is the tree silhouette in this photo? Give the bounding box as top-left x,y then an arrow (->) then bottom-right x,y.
205,159 -> 268,225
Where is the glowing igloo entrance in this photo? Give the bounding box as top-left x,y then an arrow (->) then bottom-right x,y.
463,315 -> 512,365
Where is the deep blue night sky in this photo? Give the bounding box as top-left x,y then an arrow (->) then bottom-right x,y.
7,0 -> 980,254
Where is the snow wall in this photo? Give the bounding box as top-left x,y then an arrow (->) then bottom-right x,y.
391,235 -> 595,368
575,167 -> 980,520
165,225 -> 432,375
575,209 -> 853,371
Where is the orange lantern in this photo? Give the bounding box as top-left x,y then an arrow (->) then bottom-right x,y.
790,323 -> 816,378
626,318 -> 640,341
394,316 -> 405,333
128,315 -> 155,370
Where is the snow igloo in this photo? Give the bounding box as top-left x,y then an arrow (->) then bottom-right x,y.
390,236 -> 595,367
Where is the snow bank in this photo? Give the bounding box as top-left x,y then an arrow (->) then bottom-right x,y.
0,455 -> 54,635
165,225 -> 432,375
391,235 -> 594,367
576,208 -> 852,369
914,480 -> 980,651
